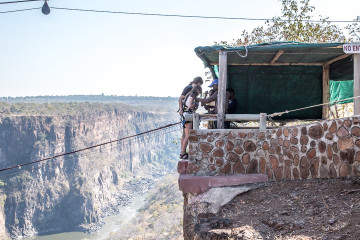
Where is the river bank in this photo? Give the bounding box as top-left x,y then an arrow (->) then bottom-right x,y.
26,169 -> 173,240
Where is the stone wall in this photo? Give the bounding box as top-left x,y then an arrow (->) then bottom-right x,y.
187,116 -> 360,180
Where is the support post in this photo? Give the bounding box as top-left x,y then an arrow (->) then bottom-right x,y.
193,113 -> 200,130
259,113 -> 267,130
322,64 -> 330,119
355,54 -> 360,115
217,51 -> 227,129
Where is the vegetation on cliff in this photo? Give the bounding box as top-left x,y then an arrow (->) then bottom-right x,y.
0,97 -> 180,238
107,173 -> 183,240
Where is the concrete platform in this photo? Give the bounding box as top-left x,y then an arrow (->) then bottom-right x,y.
177,160 -> 189,175
178,174 -> 268,195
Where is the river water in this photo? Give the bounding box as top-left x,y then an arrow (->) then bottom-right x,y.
28,195 -> 146,240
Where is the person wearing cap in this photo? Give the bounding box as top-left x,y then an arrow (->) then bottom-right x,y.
196,79 -> 218,112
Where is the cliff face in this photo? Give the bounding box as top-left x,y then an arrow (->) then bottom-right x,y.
0,109 -> 179,238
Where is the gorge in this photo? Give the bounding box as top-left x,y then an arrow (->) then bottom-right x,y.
0,99 -> 179,239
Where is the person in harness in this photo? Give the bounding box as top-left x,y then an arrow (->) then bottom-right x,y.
178,77 -> 203,115
179,85 -> 202,159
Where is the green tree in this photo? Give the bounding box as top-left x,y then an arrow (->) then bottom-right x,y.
217,0 -> 357,46
346,17 -> 360,42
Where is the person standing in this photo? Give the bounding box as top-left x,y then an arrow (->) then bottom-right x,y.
178,77 -> 203,115
225,87 -> 238,129
179,85 -> 202,159
178,77 -> 203,159
196,79 -> 218,129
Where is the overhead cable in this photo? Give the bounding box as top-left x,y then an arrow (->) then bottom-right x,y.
50,7 -> 360,23
1,4 -> 359,23
0,122 -> 181,173
0,126 -> 181,179
0,7 -> 40,13
0,0 -> 41,4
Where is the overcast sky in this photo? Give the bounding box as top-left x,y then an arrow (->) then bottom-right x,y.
0,0 -> 359,98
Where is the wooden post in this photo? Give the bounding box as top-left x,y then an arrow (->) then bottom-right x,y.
322,64 -> 330,119
217,51 -> 227,129
259,113 -> 267,130
193,113 -> 200,130
355,54 -> 360,115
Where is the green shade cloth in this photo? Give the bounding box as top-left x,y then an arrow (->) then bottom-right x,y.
330,80 -> 354,104
229,65 -> 323,119
195,42 -> 355,119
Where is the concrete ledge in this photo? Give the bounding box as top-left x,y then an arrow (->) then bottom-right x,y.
177,160 -> 189,175
178,174 -> 268,195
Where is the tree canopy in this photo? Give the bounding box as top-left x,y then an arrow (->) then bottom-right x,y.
216,0 -> 359,46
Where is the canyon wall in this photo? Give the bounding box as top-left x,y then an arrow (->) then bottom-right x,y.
0,109 -> 179,238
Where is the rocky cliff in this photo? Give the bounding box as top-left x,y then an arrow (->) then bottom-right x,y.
0,105 -> 179,238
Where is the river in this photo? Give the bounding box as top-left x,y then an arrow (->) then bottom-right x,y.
28,195 -> 146,240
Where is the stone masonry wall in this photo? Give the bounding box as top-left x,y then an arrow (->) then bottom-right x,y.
187,116 -> 360,180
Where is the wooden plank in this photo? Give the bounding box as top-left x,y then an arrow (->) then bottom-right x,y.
270,50 -> 284,64
322,64 -> 330,119
209,62 -> 323,66
354,54 -> 360,115
217,51 -> 227,129
325,54 -> 351,65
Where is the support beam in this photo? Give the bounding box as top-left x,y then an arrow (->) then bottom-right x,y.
270,50 -> 284,64
259,113 -> 267,130
355,54 -> 360,115
217,51 -> 227,129
325,54 -> 350,66
322,64 -> 330,119
192,113 -> 200,129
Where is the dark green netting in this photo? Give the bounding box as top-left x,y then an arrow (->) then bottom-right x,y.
330,80 -> 354,104
330,56 -> 353,81
195,42 -> 355,119
228,66 -> 323,119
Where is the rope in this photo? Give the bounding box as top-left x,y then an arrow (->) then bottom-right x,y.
236,46 -> 248,58
268,95 -> 360,117
0,122 -> 181,173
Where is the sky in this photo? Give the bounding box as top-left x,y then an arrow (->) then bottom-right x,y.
0,0 -> 359,98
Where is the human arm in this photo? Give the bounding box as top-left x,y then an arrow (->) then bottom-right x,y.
178,95 -> 185,115
196,91 -> 218,103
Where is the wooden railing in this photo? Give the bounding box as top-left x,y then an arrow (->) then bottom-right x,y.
184,113 -> 267,130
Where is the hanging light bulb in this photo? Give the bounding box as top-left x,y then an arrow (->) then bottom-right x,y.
42,0 -> 50,15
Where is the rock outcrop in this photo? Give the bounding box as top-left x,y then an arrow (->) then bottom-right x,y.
0,108 -> 179,238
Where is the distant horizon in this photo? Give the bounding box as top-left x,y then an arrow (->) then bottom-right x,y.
0,94 -> 178,99
2,0 -> 358,98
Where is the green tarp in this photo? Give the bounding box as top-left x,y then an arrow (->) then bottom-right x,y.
330,80 -> 354,104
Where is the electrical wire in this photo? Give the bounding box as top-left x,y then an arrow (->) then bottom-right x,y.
0,0 -> 42,4
0,122 -> 181,173
0,7 -> 40,13
50,7 -> 360,23
1,4 -> 359,23
0,126 -> 181,179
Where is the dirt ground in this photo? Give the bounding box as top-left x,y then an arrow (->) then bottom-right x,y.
194,178 -> 360,240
